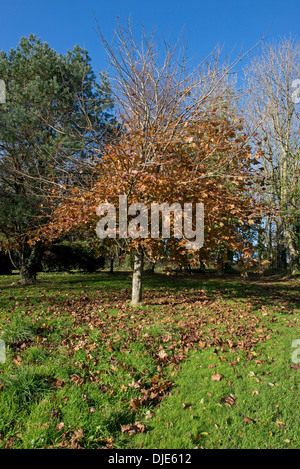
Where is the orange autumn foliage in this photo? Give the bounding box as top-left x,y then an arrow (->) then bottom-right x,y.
37,110 -> 263,270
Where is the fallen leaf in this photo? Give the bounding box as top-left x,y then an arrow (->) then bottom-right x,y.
121,422 -> 146,435
243,415 -> 254,424
50,409 -> 60,420
129,398 -> 143,410
220,394 -> 236,406
211,373 -> 223,382
158,349 -> 168,361
55,422 -> 65,431
70,429 -> 84,449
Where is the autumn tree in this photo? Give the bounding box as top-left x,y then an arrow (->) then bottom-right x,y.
41,22 -> 263,304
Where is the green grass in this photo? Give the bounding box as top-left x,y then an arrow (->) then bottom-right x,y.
0,271 -> 299,449
134,332 -> 299,449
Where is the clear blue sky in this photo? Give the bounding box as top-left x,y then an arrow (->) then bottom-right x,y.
1,0 -> 299,76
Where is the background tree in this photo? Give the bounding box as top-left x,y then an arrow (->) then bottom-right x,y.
0,35 -> 114,283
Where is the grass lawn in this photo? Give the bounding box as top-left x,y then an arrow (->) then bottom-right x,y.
0,271 -> 299,449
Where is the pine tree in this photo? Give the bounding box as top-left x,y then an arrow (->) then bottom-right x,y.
0,35 -> 114,283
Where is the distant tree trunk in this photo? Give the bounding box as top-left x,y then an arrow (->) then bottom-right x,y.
276,219 -> 287,271
199,258 -> 206,272
110,256 -> 114,273
286,227 -> 299,274
224,249 -> 234,272
268,218 -> 273,268
131,248 -> 143,306
18,244 -> 44,285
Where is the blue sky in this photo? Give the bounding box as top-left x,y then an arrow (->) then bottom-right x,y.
1,0 -> 299,76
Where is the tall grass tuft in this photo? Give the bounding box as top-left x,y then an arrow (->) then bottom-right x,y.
2,366 -> 52,405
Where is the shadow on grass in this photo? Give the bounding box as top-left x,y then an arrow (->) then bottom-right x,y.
0,271 -> 299,313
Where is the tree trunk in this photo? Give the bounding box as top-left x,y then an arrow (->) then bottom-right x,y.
131,248 -> 143,306
18,244 -> 44,285
20,265 -> 37,285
